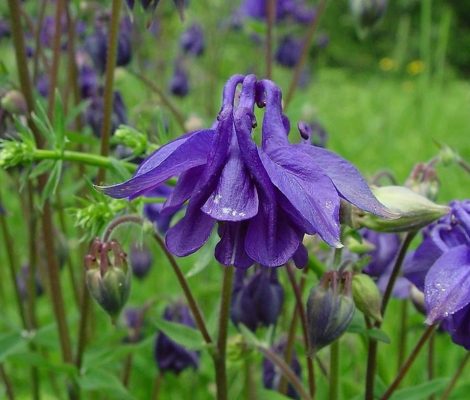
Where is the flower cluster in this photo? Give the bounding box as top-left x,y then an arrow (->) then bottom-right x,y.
405,200 -> 470,349
101,74 -> 390,268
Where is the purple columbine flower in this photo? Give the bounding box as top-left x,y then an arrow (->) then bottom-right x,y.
143,185 -> 181,234
154,303 -> 200,374
79,64 -> 99,99
404,200 -> 470,349
129,243 -> 153,279
123,307 -> 145,343
275,35 -> 302,68
180,23 -> 205,57
85,89 -> 127,137
169,61 -> 190,97
230,267 -> 284,331
298,120 -> 328,148
263,339 -> 301,399
100,74 -> 390,268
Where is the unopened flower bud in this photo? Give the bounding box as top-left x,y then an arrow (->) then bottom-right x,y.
1,90 -> 27,115
113,126 -> 147,156
345,235 -> 375,254
306,271 -> 355,353
352,274 -> 382,323
405,163 -> 439,201
359,186 -> 449,233
85,238 -> 131,322
129,242 -> 153,279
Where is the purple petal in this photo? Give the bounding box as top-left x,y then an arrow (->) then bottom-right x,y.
202,135 -> 258,221
297,145 -> 392,218
440,305 -> 470,350
293,244 -> 308,268
259,146 -> 341,247
215,222 -> 254,268
424,245 -> 470,324
162,166 -> 204,214
100,129 -> 213,199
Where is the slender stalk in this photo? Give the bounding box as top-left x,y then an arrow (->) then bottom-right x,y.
151,371 -> 163,400
427,334 -> 435,400
128,70 -> 186,131
75,279 -> 90,370
97,0 -> 123,184
286,264 -> 315,397
121,354 -> 133,387
284,0 -> 327,110
440,352 -> 470,400
329,341 -> 339,400
380,325 -> 437,400
258,346 -> 312,400
31,0 -> 48,81
365,232 -> 416,400
265,0 -> 276,79
458,159 -> 470,175
0,365 -> 15,400
244,356 -> 257,400
397,301 -> 408,372
214,266 -> 234,400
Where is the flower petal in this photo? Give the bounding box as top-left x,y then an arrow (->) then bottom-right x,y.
298,144 -> 392,218
99,129 -> 214,199
202,135 -> 258,221
259,146 -> 341,247
215,222 -> 254,268
162,166 -> 204,214
424,245 -> 470,324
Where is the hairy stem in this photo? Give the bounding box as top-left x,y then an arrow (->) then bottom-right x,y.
97,0 -> 123,183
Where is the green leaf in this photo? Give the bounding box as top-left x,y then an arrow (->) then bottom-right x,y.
153,318 -> 207,351
389,378 -> 449,400
367,328 -> 391,344
32,101 -> 55,146
186,235 -> 216,278
110,158 -> 132,181
78,368 -> 135,400
53,90 -> 66,150
29,159 -> 55,179
40,161 -> 62,207
238,324 -> 263,348
9,352 -> 77,376
258,389 -> 292,400
0,331 -> 27,362
65,98 -> 90,128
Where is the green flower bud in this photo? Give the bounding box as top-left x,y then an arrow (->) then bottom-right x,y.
113,125 -> 148,156
306,271 -> 355,354
359,186 -> 449,233
352,274 -> 382,323
85,238 -> 131,322
345,235 -> 375,254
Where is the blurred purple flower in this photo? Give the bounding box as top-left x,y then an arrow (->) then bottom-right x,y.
16,265 -> 44,300
123,307 -> 145,343
101,74 -> 389,268
143,185 -> 181,234
263,339 -> 301,399
180,23 -> 205,57
79,65 -> 99,99
275,35 -> 302,68
231,267 -> 284,331
154,303 -> 200,374
240,0 -> 315,24
129,243 -> 153,279
0,19 -> 10,40
169,61 -> 189,97
85,89 -> 127,137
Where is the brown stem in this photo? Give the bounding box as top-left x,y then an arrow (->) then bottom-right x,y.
380,325 -> 437,400
427,334 -> 435,400
32,0 -> 48,81
0,365 -> 15,400
397,301 -> 408,372
151,371 -> 163,400
440,352 -> 470,400
96,0 -> 123,184
75,279 -> 90,370
284,0 -> 327,110
121,354 -> 133,388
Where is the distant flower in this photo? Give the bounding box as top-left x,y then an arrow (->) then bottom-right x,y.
405,200 -> 470,349
79,65 -> 99,99
129,243 -> 153,279
123,307 -> 145,343
85,90 -> 127,137
101,74 -> 390,268
169,61 -> 190,97
17,265 -> 44,300
180,23 -> 205,57
154,303 -> 200,374
231,267 -> 284,331
263,339 -> 301,399
0,19 -> 10,40
240,0 -> 315,24
143,185 -> 181,234
275,35 -> 302,68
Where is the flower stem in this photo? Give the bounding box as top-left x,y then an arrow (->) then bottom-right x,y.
440,352 -> 470,400
151,371 -> 163,400
258,346 -> 313,400
97,0 -> 123,184
244,356 -> 257,400
75,278 -> 90,370
284,0 -> 327,110
0,365 -> 15,400
121,354 -> 133,387
265,0 -> 276,79
329,341 -> 339,400
397,301 -> 408,372
427,333 -> 435,400
286,263 -> 315,398
214,266 -> 234,400
380,324 -> 437,400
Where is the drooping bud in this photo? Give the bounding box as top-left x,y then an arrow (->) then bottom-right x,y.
1,90 -> 27,115
85,238 -> 131,322
113,125 -> 148,157
129,242 -> 153,279
123,307 -> 145,343
231,267 -> 284,332
405,163 -> 439,201
352,273 -> 382,323
358,186 -> 450,233
180,23 -> 205,57
306,271 -> 355,353
275,35 -> 302,68
154,303 -> 200,374
169,61 -> 189,97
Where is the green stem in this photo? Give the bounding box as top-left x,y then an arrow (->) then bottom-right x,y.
381,325 -> 437,400
151,371 -> 163,400
329,341 -> 339,400
244,356 -> 257,400
440,352 -> 470,400
214,266 -> 234,400
97,0 -> 123,184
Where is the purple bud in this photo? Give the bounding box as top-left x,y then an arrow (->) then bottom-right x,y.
85,90 -> 127,137
275,35 -> 302,69
126,0 -> 135,9
154,303 -> 200,374
143,185 -> 180,234
141,0 -> 160,11
263,339 -> 301,399
169,62 -> 189,97
16,265 -> 44,300
79,65 -> 99,99
231,267 -> 284,331
36,75 -> 49,98
123,307 -> 145,343
129,243 -> 153,279
0,19 -> 10,40
180,23 -> 205,57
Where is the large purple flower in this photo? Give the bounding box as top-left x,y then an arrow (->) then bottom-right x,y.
100,74 -> 390,268
404,200 -> 470,348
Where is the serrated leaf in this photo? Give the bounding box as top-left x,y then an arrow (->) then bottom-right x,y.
153,318 -> 206,351
40,161 -> 62,207
32,101 -> 55,146
65,98 -> 90,128
389,378 -> 449,400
